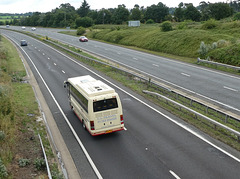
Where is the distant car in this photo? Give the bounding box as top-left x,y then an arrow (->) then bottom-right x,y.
79,36 -> 88,42
6,25 -> 9,28
31,27 -> 36,31
22,26 -> 26,30
20,40 -> 27,46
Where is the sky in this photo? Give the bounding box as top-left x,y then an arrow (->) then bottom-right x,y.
0,0 -> 226,14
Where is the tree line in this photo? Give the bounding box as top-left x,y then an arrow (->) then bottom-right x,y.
3,0 -> 240,28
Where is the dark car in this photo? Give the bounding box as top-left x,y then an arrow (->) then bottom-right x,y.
79,36 -> 88,42
20,40 -> 27,46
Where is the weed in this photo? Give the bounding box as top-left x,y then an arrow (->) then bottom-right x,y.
0,158 -> 8,178
19,158 -> 31,167
0,131 -> 5,141
34,158 -> 46,170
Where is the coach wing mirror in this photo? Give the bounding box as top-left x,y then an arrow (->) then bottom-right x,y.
64,81 -> 69,88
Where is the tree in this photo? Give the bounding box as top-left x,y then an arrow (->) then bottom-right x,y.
77,0 -> 90,17
174,3 -> 184,22
208,3 -> 233,20
131,4 -> 142,20
75,16 -> 93,27
184,4 -> 201,21
199,1 -> 210,21
144,2 -> 169,23
111,5 -> 130,24
95,9 -> 112,24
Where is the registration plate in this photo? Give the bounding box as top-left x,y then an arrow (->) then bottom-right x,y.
106,130 -> 113,134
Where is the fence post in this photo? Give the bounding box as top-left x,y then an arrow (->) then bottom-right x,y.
225,115 -> 228,123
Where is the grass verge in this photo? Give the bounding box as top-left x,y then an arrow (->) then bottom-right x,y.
0,35 -> 62,178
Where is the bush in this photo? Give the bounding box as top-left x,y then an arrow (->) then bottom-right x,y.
202,19 -> 218,29
161,21 -> 173,32
146,19 -> 154,24
34,158 -> 46,170
0,159 -> 8,178
75,17 -> 93,28
19,158 -> 30,167
233,12 -> 240,21
198,41 -> 209,58
208,44 -> 240,66
76,27 -> 86,36
0,131 -> 5,141
177,22 -> 187,30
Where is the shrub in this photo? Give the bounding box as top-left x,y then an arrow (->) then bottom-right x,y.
146,19 -> 154,24
177,22 -> 187,30
208,44 -> 240,66
0,131 -> 5,141
0,159 -> 8,178
198,41 -> 210,58
161,21 -> 173,32
217,39 -> 229,48
34,158 -> 46,170
75,17 -> 93,28
233,12 -> 240,21
19,158 -> 30,167
76,27 -> 86,36
201,19 -> 218,29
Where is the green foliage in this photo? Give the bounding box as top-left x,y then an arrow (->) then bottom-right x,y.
111,5 -> 130,24
131,6 -> 142,20
51,171 -> 64,179
0,159 -> 8,178
161,21 -> 172,32
146,19 -> 154,24
144,2 -> 169,23
76,0 -> 90,17
34,158 -> 46,170
75,17 -> 93,28
174,5 -> 184,22
233,12 -> 240,21
201,19 -> 218,29
76,26 -> 86,35
0,131 -> 5,141
177,22 -> 187,29
184,4 -> 201,21
19,158 -> 30,167
208,44 -> 240,66
89,21 -> 239,59
198,41 -> 209,58
208,3 -> 233,20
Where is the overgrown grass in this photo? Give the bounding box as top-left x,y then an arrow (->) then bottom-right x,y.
85,21 -> 240,66
0,36 -> 61,178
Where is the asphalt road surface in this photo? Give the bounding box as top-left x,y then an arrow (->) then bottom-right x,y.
1,29 -> 240,179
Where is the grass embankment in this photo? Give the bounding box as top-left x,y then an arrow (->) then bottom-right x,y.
0,36 -> 61,178
85,21 -> 240,66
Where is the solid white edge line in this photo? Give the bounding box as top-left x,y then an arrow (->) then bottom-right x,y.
4,35 -> 103,179
169,170 -> 181,179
